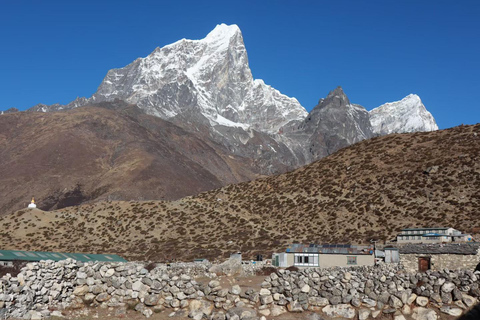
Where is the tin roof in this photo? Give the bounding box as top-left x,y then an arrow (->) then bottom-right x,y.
0,249 -> 127,262
286,244 -> 374,255
399,243 -> 480,255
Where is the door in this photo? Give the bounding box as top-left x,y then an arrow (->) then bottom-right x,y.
418,257 -> 430,272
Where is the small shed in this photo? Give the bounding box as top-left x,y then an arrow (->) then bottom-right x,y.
0,249 -> 127,266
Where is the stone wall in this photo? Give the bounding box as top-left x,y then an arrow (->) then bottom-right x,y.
1,259 -> 480,320
401,254 -> 480,273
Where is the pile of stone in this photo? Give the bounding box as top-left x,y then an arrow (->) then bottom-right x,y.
1,260 -> 479,320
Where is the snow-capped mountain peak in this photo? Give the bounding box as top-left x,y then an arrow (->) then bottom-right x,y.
203,23 -> 241,45
369,94 -> 438,135
65,24 -> 307,133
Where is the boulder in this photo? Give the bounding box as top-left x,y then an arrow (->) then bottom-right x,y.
287,300 -> 303,312
142,308 -> 153,318
258,309 -> 270,316
308,297 -> 329,307
440,306 -> 463,317
407,293 -> 418,305
270,306 -> 287,317
416,296 -> 429,307
412,307 -> 438,320
362,298 -> 377,307
189,300 -> 214,318
144,294 -> 160,306
73,285 -> 89,296
394,311 -> 407,320
95,292 -> 109,302
231,285 -> 241,295
260,294 -> 273,305
371,310 -> 382,318
455,300 -> 467,310
441,282 -> 455,293
358,308 -> 370,320
462,294 -> 477,307
402,304 -> 412,315
259,288 -> 271,296
322,304 -> 356,319
209,280 -> 221,288
390,295 -> 403,308
301,284 -> 311,293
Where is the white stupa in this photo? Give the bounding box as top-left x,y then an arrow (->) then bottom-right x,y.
28,197 -> 37,209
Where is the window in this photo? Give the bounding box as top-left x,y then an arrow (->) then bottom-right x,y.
347,256 -> 357,265
294,254 -> 318,267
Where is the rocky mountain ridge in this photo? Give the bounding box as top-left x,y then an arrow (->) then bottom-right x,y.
25,24 -> 438,172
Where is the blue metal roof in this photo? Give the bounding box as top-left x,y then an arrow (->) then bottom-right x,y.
0,249 -> 127,262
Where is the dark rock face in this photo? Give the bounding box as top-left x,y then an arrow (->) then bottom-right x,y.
280,87 -> 374,162
303,87 -> 373,159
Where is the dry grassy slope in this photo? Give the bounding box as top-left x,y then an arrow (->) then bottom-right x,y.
0,106 -> 263,215
0,124 -> 479,262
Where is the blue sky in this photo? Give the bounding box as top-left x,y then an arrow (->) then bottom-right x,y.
0,1 -> 479,129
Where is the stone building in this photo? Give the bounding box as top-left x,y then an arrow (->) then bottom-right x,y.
399,243 -> 480,272
396,227 -> 473,244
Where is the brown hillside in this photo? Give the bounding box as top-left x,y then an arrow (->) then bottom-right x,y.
0,124 -> 479,261
0,106 -> 263,215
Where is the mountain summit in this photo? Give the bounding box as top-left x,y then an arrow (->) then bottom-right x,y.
54,24 -> 307,134
369,94 -> 438,135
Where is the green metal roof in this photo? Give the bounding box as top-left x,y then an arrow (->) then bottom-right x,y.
0,249 -> 127,262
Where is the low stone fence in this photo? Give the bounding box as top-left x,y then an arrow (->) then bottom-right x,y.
1,259 -> 479,320
259,264 -> 480,319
